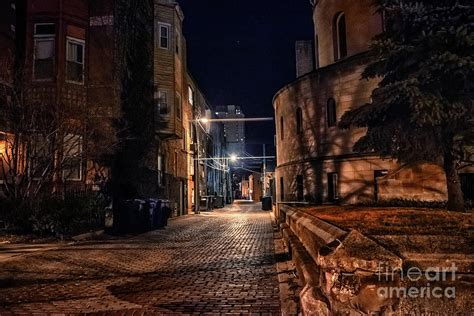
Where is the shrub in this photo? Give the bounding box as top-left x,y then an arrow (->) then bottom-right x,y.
0,194 -> 107,237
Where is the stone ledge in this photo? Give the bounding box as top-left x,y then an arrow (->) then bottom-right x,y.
281,223 -> 330,316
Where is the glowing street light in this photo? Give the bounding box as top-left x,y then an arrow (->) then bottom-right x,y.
230,154 -> 238,162
200,118 -> 209,124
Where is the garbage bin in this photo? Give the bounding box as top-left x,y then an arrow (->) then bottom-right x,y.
148,199 -> 163,229
161,200 -> 172,227
262,196 -> 272,211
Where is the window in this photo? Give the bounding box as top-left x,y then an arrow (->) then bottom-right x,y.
157,153 -> 165,186
326,98 -> 337,127
175,34 -> 180,55
34,23 -> 55,80
155,91 -> 168,115
66,38 -> 85,83
63,134 -> 82,181
158,23 -> 170,49
296,175 -> 304,201
188,86 -> 194,106
280,117 -> 284,140
327,172 -> 339,202
333,12 -> 347,60
279,177 -> 285,202
176,92 -> 182,120
30,134 -> 51,179
296,107 -> 303,134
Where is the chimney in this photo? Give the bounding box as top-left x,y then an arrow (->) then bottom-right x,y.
295,40 -> 314,78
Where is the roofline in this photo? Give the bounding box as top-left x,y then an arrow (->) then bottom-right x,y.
272,52 -> 371,109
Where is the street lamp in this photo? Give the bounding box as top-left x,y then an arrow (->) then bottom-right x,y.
230,154 -> 237,162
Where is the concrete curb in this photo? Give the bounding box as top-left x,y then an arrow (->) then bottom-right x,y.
281,205 -> 346,262
281,223 -> 330,316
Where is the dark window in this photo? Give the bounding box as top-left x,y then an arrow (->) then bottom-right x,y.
175,34 -> 180,55
34,23 -> 55,80
176,93 -> 182,120
296,175 -> 304,201
334,12 -> 347,60
327,172 -> 339,202
66,38 -> 84,83
155,91 -> 168,115
159,23 -> 170,49
327,98 -> 337,127
296,107 -> 303,134
35,24 -> 55,35
280,117 -> 284,140
280,177 -> 284,201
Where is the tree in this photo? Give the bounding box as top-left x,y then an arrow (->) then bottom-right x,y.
339,0 -> 473,211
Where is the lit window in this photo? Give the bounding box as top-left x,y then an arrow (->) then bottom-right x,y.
159,23 -> 170,49
334,12 -> 347,60
157,153 -> 165,186
188,86 -> 194,106
66,38 -> 85,83
326,98 -> 337,127
34,23 -> 55,80
63,134 -> 82,181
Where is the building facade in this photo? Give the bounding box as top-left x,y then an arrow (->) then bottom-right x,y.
215,105 -> 246,156
0,0 -> 224,219
273,0 -> 452,204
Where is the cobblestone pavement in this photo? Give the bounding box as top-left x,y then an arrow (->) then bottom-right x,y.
0,202 -> 281,315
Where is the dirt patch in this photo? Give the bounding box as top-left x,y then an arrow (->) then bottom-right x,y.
300,206 -> 474,255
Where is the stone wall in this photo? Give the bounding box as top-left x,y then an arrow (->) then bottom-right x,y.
313,0 -> 382,68
273,54 -> 447,204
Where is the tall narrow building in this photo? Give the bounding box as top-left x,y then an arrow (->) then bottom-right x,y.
215,105 -> 246,156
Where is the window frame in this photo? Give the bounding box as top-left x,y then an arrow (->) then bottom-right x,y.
65,37 -> 85,84
296,107 -> 303,134
280,116 -> 285,140
158,22 -> 171,50
296,174 -> 304,201
333,12 -> 348,61
62,134 -> 83,182
156,90 -> 169,115
176,92 -> 182,120
33,23 -> 56,82
326,98 -> 337,128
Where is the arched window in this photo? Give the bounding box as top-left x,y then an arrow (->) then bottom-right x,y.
326,98 -> 337,127
296,107 -> 303,134
333,12 -> 347,60
280,116 -> 285,140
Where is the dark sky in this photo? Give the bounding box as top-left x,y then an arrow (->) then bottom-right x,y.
179,0 -> 314,157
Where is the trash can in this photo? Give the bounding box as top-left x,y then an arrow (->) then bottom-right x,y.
262,196 -> 272,211
161,200 -> 172,227
135,199 -> 150,232
148,199 -> 163,229
213,196 -> 224,208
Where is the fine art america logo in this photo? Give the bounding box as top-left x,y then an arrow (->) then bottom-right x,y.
376,262 -> 458,299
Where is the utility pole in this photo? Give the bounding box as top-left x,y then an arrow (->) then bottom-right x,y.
262,144 -> 267,196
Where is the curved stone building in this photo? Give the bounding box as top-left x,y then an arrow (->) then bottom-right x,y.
273,0 -> 449,204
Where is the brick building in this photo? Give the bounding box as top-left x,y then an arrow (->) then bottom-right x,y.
273,0 -> 471,204
0,0 -> 224,218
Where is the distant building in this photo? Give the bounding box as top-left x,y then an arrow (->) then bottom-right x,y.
215,105 -> 246,156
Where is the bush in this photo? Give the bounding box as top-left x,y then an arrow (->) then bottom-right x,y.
0,194 -> 107,237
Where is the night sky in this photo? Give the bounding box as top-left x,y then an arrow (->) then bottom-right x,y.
179,0 -> 314,157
